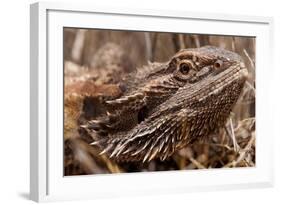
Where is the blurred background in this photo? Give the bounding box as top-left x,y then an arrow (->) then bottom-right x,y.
63,28 -> 255,176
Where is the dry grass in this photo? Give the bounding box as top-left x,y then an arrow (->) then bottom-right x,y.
63,28 -> 255,175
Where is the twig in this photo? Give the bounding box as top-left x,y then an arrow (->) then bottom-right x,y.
87,145 -> 123,173
224,135 -> 255,168
224,118 -> 240,153
206,143 -> 233,151
71,29 -> 86,63
245,80 -> 256,96
234,117 -> 255,132
243,49 -> 255,69
189,157 -> 206,169
178,34 -> 186,49
193,35 -> 200,48
151,33 -> 158,61
230,118 -> 240,152
75,146 -> 105,174
172,34 -> 180,52
231,37 -> 236,52
144,32 -> 152,61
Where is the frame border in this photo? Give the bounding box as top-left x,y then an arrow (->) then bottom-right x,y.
30,2 -> 274,202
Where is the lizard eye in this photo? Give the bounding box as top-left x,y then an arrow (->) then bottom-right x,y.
179,63 -> 191,75
214,60 -> 223,69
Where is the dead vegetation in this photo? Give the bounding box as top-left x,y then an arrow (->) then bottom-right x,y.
63,28 -> 255,175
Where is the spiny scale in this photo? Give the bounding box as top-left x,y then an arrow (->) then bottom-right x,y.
82,46 -> 248,162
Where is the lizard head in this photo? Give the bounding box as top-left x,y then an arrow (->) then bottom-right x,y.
136,46 -> 247,112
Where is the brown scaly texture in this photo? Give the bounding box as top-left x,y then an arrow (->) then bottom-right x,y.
81,46 -> 248,162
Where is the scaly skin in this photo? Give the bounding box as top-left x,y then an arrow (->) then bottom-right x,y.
82,46 -> 248,162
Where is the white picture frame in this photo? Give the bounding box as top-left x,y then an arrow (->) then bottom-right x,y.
30,2 -> 274,202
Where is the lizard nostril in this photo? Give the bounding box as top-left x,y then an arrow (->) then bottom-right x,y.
137,106 -> 149,123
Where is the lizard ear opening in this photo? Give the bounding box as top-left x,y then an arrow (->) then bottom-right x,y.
138,106 -> 149,123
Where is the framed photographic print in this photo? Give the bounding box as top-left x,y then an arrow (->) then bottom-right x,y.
30,2 -> 274,202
